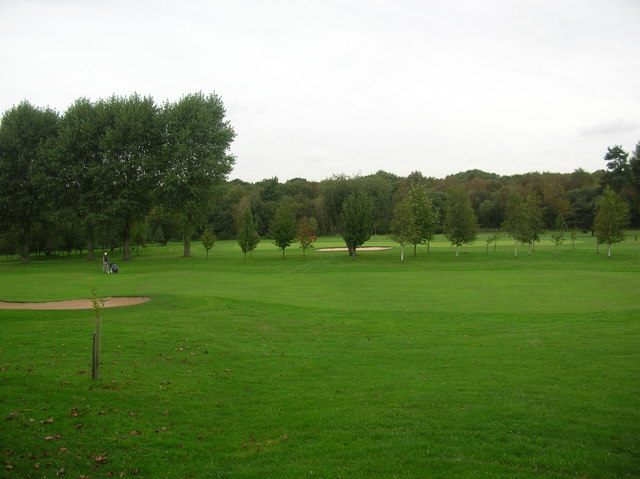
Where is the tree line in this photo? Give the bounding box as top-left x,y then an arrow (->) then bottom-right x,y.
0,93 -> 235,263
0,94 -> 638,262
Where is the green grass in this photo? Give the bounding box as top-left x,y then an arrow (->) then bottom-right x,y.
0,233 -> 638,478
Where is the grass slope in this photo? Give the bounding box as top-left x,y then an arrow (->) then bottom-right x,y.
0,234 -> 638,478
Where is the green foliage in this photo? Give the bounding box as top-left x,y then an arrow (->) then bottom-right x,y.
0,101 -> 59,263
594,187 -> 630,256
389,195 -> 415,261
159,92 -> 236,257
550,232 -> 564,257
503,193 -> 546,256
340,189 -> 373,256
200,226 -> 215,259
269,201 -> 297,257
408,185 -> 439,254
444,187 -> 478,256
236,207 -> 259,260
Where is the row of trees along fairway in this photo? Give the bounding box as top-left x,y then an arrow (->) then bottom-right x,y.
0,93 -> 235,263
234,178 -> 630,261
0,94 -> 637,261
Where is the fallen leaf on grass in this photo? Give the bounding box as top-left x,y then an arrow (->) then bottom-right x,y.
40,418 -> 54,424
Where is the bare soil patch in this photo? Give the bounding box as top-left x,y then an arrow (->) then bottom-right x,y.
0,297 -> 150,310
315,247 -> 392,252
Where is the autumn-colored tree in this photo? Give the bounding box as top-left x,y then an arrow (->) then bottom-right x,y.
296,216 -> 318,258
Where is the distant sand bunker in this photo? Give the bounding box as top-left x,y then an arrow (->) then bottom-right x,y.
0,297 -> 150,310
316,247 -> 392,252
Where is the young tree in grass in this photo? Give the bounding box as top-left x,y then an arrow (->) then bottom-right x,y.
503,193 -> 545,256
270,201 -> 297,258
296,216 -> 318,258
485,233 -> 500,254
390,195 -> 416,262
550,232 -> 564,257
444,187 -> 478,258
408,185 -> 438,255
237,207 -> 260,261
593,187 -> 630,257
340,189 -> 373,256
200,226 -> 215,259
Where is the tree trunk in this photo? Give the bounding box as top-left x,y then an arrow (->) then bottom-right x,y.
413,244 -> 417,257
21,242 -> 30,264
607,243 -> 612,257
455,245 -> 459,258
21,226 -> 30,264
86,231 -> 95,261
401,246 -> 404,262
123,223 -> 132,260
514,239 -> 518,257
183,235 -> 191,257
123,237 -> 131,260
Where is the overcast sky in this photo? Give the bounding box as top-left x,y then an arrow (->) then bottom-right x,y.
1,0 -> 639,182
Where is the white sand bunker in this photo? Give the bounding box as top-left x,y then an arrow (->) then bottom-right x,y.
316,247 -> 392,252
0,297 -> 150,310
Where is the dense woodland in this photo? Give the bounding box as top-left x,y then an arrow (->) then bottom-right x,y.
0,94 -> 638,262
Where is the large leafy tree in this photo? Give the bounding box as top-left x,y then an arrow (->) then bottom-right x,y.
565,186 -> 599,233
408,185 -> 439,255
628,141 -> 640,226
602,145 -> 630,192
157,92 -> 236,257
320,174 -> 356,234
340,189 -> 373,256
50,98 -> 109,261
593,187 -> 629,257
444,187 -> 478,257
0,101 -> 59,263
601,144 -> 639,227
97,94 -> 162,260
270,201 -> 297,258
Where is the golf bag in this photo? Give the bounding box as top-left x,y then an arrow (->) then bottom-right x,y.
110,263 -> 118,273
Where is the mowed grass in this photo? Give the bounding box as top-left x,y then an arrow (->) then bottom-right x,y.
0,233 -> 638,478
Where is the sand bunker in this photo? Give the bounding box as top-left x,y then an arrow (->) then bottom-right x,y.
0,297 -> 150,310
316,247 -> 392,252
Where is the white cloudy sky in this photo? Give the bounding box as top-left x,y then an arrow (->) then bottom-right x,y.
1,0 -> 639,182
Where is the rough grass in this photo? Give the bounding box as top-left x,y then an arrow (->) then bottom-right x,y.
0,233 -> 638,478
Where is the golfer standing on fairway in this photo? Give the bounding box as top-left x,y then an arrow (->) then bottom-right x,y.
102,252 -> 109,273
